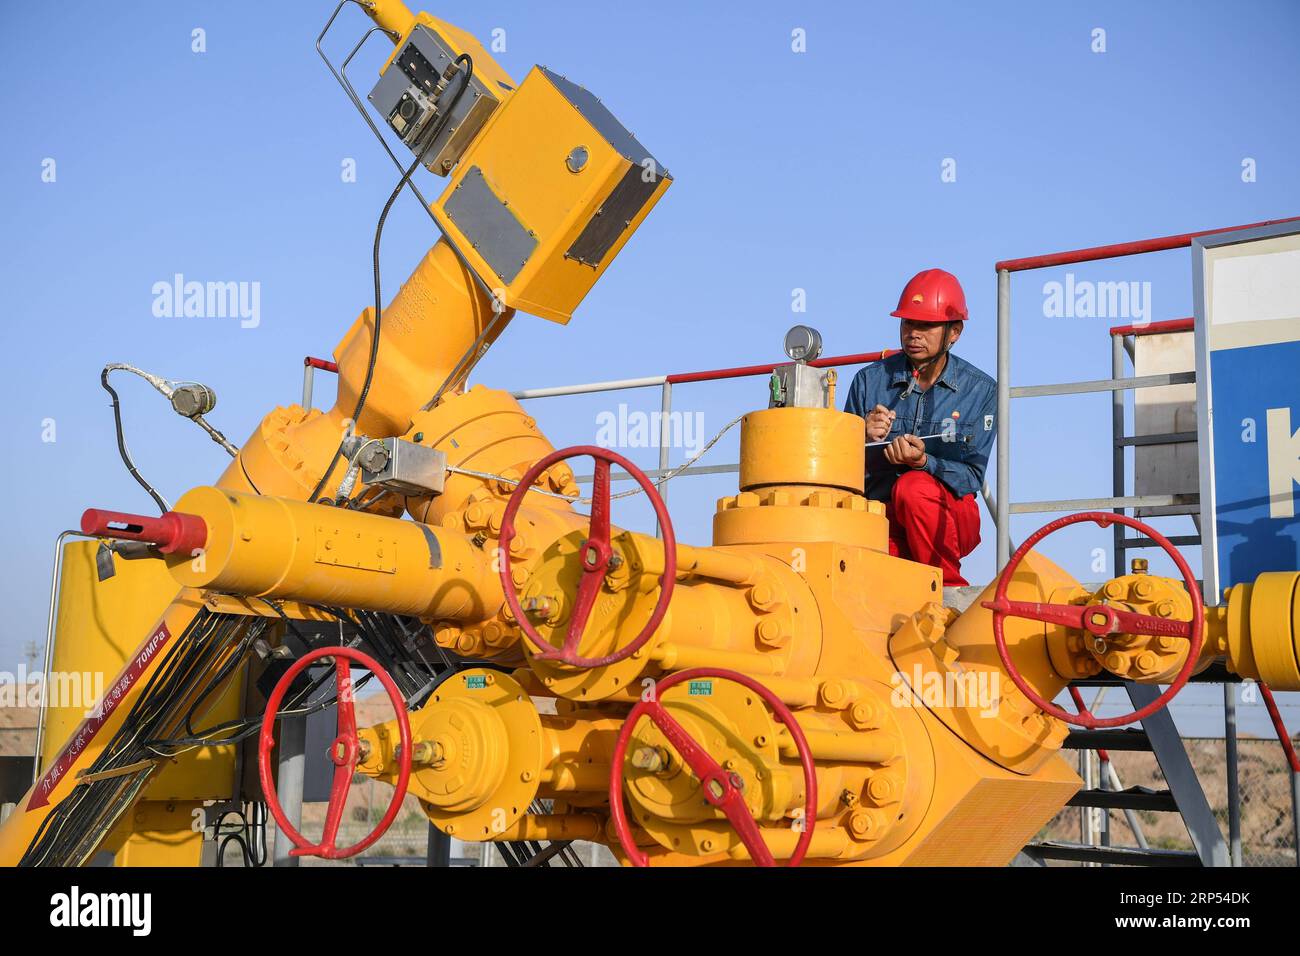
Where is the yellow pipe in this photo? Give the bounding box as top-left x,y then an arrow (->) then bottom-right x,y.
487,814 -> 603,843
650,641 -> 785,675
674,544 -> 766,586
217,239 -> 500,500
782,727 -> 899,765
167,486 -> 501,622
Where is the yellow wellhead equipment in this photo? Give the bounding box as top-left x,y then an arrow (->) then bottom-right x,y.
4,0 -> 1300,867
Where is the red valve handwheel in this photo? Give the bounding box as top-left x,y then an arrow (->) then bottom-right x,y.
981,512 -> 1204,729
498,445 -> 677,669
608,667 -> 818,867
257,646 -> 412,859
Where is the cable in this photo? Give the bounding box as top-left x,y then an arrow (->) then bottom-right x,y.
307,53 -> 475,504
101,367 -> 170,512
22,610 -> 248,865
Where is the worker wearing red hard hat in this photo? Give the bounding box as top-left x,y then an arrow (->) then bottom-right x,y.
843,269 -> 996,587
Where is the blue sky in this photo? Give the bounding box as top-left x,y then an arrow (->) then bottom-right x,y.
1,1 -> 1298,734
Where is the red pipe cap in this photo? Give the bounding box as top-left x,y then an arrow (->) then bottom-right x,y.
81,508 -> 208,555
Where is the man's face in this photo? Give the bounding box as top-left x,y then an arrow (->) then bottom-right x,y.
900,319 -> 958,363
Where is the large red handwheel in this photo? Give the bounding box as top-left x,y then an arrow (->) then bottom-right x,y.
498,445 -> 677,669
608,667 -> 818,867
257,646 -> 412,859
981,512 -> 1204,729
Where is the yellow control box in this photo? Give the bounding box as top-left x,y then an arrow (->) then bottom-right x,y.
432,65 -> 671,324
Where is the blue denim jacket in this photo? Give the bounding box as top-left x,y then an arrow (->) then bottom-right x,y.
843,350 -> 997,501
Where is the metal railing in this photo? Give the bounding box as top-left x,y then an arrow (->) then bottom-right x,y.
993,216 -> 1300,866
992,215 -> 1300,569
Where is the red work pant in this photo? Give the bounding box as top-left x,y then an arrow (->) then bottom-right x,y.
886,470 -> 981,587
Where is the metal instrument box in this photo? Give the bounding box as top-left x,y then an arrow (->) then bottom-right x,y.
431,66 -> 672,324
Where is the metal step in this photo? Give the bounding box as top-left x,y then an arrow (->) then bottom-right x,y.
1067,786 -> 1177,812
1062,729 -> 1152,752
1024,841 -> 1201,867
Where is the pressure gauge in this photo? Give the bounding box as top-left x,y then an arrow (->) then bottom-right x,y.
784,325 -> 823,363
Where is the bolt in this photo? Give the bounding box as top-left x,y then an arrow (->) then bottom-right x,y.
756,618 -> 786,647
1133,580 -> 1155,599
1104,650 -> 1129,673
1155,600 -> 1176,619
631,747 -> 665,772
1135,651 -> 1160,675
1103,580 -> 1126,600
482,621 -> 511,647
412,740 -> 443,766
522,597 -> 552,617
867,773 -> 900,804
820,680 -> 846,707
847,700 -> 881,730
847,808 -> 883,840
1130,558 -> 1149,574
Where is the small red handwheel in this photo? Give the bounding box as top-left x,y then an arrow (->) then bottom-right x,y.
608,667 -> 818,867
498,445 -> 677,669
257,646 -> 412,859
981,512 -> 1204,729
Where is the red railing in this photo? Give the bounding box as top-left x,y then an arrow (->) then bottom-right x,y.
1108,317 -> 1194,338
1260,685 -> 1300,774
665,349 -> 896,386
995,216 -> 1300,272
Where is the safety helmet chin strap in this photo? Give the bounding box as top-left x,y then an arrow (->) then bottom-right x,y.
903,321 -> 956,397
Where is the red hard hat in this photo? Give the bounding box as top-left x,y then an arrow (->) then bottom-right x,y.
890,269 -> 968,324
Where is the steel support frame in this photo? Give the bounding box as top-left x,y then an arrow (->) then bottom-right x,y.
1126,683 -> 1229,867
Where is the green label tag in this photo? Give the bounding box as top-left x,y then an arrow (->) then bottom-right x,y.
465,675 -> 487,689
688,680 -> 713,696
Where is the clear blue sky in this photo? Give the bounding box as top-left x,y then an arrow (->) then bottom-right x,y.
2,1 -> 1297,734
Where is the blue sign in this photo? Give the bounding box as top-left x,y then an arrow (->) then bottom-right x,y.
1208,340 -> 1300,588
1194,222 -> 1300,601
